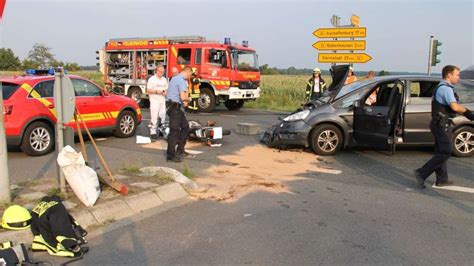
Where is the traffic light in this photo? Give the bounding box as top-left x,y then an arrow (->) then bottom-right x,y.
95,50 -> 100,66
431,39 -> 442,66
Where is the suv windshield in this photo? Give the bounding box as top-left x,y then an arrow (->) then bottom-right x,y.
232,50 -> 258,71
1,83 -> 20,100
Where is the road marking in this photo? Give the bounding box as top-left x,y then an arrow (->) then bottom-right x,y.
220,115 -> 237,118
315,168 -> 342,175
432,185 -> 474,193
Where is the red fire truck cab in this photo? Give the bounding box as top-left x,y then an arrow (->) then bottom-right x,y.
98,36 -> 261,112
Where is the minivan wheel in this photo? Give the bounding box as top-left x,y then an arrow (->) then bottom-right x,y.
20,121 -> 55,156
309,124 -> 343,156
452,127 -> 474,157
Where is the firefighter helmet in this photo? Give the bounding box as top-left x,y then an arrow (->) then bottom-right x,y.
313,68 -> 321,74
1,205 -> 32,230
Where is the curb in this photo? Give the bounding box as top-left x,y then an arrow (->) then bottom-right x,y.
0,182 -> 189,244
140,166 -> 199,191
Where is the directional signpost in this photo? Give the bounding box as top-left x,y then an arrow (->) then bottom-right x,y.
313,14 -> 371,65
313,40 -> 366,50
313,27 -> 367,38
318,53 -> 372,63
54,71 -> 75,193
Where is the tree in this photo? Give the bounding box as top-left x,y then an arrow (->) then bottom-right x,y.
0,48 -> 21,70
21,59 -> 40,70
27,43 -> 56,68
379,70 -> 390,76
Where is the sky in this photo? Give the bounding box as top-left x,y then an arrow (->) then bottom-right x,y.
0,0 -> 473,73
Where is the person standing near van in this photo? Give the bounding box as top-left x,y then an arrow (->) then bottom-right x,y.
305,68 -> 327,101
165,66 -> 192,162
414,65 -> 474,188
147,65 -> 168,139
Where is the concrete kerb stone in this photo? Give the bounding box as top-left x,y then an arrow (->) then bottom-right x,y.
125,191 -> 164,213
0,228 -> 33,245
154,183 -> 189,202
89,199 -> 134,224
71,209 -> 99,230
0,182 -> 189,243
140,166 -> 199,191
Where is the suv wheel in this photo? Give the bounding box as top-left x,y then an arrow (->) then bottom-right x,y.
309,124 -> 343,156
113,110 -> 137,138
452,127 -> 474,157
21,121 -> 55,156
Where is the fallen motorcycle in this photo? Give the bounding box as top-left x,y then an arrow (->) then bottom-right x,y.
158,120 -> 231,146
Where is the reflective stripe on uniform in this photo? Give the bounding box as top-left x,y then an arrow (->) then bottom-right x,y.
32,201 -> 59,217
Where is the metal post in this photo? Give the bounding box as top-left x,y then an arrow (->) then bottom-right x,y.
55,72 -> 66,193
0,82 -> 11,203
427,36 -> 434,76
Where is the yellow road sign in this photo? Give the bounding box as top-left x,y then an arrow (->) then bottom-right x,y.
313,40 -> 366,50
313,27 -> 367,38
318,53 -> 372,63
351,15 -> 360,27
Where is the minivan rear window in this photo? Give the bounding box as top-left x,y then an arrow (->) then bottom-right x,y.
1,83 -> 20,100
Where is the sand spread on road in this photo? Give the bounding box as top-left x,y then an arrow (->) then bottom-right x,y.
189,145 -> 340,202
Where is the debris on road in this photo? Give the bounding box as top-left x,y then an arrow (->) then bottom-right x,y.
189,145 -> 342,202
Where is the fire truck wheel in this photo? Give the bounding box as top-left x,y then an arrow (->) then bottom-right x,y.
197,87 -> 216,113
224,100 -> 244,110
20,121 -> 55,156
113,110 -> 138,138
127,87 -> 145,107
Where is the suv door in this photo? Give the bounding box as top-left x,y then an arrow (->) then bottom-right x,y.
353,80 -> 404,150
71,78 -> 114,129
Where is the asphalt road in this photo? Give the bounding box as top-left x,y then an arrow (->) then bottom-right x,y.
24,107 -> 474,265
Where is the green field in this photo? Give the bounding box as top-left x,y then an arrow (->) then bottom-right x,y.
247,75 -> 332,111
1,71 -> 333,112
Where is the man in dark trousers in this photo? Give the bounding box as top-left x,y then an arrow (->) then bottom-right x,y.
165,66 -> 192,162
414,65 -> 474,188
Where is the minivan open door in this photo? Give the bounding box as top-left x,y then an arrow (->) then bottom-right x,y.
353,80 -> 404,151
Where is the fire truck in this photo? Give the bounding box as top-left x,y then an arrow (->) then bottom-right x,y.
97,36 -> 261,112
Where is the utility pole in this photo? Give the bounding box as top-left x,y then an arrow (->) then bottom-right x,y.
0,82 -> 11,203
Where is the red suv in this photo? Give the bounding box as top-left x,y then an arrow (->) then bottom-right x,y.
2,71 -> 142,156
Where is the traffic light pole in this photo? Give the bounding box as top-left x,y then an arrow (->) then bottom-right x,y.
427,36 -> 434,76
0,82 -> 11,203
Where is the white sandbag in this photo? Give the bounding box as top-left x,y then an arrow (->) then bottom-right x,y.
57,146 -> 101,207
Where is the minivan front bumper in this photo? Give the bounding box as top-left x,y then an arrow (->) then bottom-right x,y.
261,120 -> 311,147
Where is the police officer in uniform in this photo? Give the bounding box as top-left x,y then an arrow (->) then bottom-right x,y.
414,65 -> 474,188
165,66 -> 192,162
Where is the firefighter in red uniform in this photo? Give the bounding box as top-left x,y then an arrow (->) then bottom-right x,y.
187,68 -> 201,112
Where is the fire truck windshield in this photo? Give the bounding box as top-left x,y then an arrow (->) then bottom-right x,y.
232,50 -> 258,72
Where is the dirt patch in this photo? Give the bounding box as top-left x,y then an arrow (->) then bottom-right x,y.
189,145 -> 339,202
